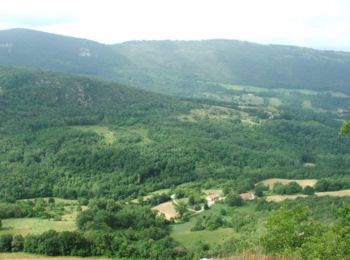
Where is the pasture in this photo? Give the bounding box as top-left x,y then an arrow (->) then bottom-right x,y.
260,178 -> 318,188
266,189 -> 350,202
152,201 -> 177,220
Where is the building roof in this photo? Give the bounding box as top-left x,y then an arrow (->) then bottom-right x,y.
240,192 -> 255,201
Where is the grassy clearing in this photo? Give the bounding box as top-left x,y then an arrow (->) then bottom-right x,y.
221,84 -> 268,93
0,253 -> 108,260
152,201 -> 177,220
241,94 -> 264,106
0,215 -> 77,236
0,204 -> 80,236
260,178 -> 318,188
71,126 -> 116,144
269,97 -> 282,107
19,197 -> 77,205
72,125 -> 153,145
203,189 -> 223,196
172,227 -> 234,249
265,194 -> 308,202
266,189 -> 350,202
316,189 -> 350,197
178,106 -> 242,123
171,203 -> 252,249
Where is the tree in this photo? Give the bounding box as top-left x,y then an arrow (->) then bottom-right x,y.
188,195 -> 195,206
174,202 -> 187,218
285,182 -> 302,195
303,186 -> 315,195
11,235 -> 24,252
225,193 -> 243,207
340,120 -> 350,136
261,206 -> 317,254
254,183 -> 269,197
0,234 -> 13,252
273,183 -> 286,195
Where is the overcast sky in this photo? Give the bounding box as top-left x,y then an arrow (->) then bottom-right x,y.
1,0 -> 350,51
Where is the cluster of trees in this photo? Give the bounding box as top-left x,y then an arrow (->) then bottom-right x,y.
192,214 -> 225,231
262,204 -> 350,259
315,178 -> 350,192
0,199 -> 65,220
272,182 -> 315,195
0,199 -> 190,259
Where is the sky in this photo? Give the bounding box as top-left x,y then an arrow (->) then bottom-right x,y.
0,0 -> 350,51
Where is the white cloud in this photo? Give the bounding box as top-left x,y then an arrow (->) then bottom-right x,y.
0,0 -> 350,51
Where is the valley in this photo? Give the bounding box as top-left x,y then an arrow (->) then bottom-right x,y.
0,29 -> 350,259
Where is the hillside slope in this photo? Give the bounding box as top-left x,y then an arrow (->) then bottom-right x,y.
1,66 -> 350,201
1,29 -> 350,95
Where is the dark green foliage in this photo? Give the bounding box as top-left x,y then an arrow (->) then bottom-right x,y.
254,183 -> 269,197
315,178 -> 350,192
272,182 -> 303,195
24,230 -> 90,256
16,200 -> 186,258
0,200 -> 65,219
303,186 -> 315,195
11,235 -> 24,252
225,193 -> 243,207
191,215 -> 224,231
148,194 -> 171,207
261,204 -> 350,259
0,234 -> 13,252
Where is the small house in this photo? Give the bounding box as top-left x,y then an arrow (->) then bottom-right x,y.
240,192 -> 256,201
206,193 -> 221,207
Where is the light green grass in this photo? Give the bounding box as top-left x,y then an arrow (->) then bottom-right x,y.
172,225 -> 235,249
71,125 -> 153,146
19,197 -> 77,205
0,203 -> 80,236
269,97 -> 282,107
171,203 -> 236,248
112,126 -> 153,145
0,217 -> 77,236
0,253 -> 108,260
71,126 -> 116,144
221,84 -> 268,93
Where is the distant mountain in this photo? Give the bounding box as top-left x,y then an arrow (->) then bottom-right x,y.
0,28 -> 124,77
1,28 -> 350,95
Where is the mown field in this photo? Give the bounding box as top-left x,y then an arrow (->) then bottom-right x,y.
0,198 -> 81,236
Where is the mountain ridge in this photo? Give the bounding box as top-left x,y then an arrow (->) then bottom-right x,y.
1,28 -> 350,96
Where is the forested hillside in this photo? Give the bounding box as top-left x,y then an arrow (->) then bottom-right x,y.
1,66 -> 350,202
1,29 -> 350,96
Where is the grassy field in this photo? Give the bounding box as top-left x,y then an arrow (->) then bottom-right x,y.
171,203 -> 255,249
0,203 -> 80,236
71,126 -> 116,144
172,226 -> 235,249
265,194 -> 308,202
152,201 -> 177,220
266,189 -> 350,202
71,125 -> 153,146
0,253 -> 108,260
260,178 -> 318,188
0,216 -> 77,236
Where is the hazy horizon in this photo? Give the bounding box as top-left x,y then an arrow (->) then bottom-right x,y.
1,0 -> 350,52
